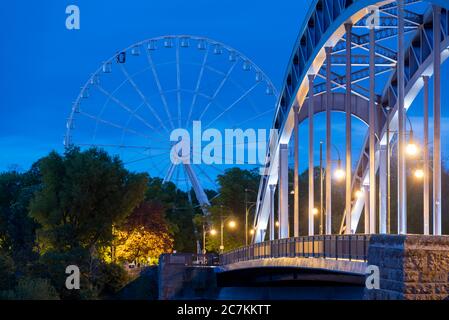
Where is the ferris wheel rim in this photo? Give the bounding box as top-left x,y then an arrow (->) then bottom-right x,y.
65,34 -> 279,147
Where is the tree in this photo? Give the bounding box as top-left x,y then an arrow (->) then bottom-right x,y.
0,252 -> 15,291
0,166 -> 40,266
0,277 -> 60,300
144,177 -> 196,252
29,147 -> 148,252
216,168 -> 259,216
202,168 -> 260,252
114,201 -> 173,264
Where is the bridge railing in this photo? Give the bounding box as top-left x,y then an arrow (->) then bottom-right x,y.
220,234 -> 370,266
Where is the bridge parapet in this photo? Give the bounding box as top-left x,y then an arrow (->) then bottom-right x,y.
220,235 -> 370,266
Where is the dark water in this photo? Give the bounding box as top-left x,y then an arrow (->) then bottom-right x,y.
216,286 -> 364,300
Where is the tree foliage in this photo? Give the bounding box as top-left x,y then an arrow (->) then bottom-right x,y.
0,167 -> 40,265
114,201 -> 173,264
203,168 -> 260,252
0,277 -> 60,300
144,177 -> 196,252
29,147 -> 148,251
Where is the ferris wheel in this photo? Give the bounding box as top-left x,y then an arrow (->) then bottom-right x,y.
65,35 -> 278,209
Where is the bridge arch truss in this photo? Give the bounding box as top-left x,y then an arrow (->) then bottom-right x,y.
254,0 -> 449,242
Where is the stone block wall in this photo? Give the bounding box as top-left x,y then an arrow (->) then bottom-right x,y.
365,235 -> 449,300
158,254 -> 217,300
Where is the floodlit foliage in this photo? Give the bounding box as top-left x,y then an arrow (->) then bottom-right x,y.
114,201 -> 173,264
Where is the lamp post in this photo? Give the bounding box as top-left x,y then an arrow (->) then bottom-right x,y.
244,188 -> 257,246
319,142 -> 345,234
320,142 -> 324,235
385,105 -> 391,234
384,111 -> 417,234
219,205 -> 237,253
202,215 -> 218,255
411,141 -> 434,235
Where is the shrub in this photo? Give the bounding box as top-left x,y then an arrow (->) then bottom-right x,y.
0,252 -> 16,291
94,263 -> 130,297
0,277 -> 59,300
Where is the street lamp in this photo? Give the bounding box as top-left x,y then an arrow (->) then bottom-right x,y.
406,133 -> 419,156
334,159 -> 346,181
383,105 -> 419,234
219,205 -> 237,253
414,169 -> 424,179
244,188 -> 257,246
319,142 -> 344,234
203,223 -> 218,254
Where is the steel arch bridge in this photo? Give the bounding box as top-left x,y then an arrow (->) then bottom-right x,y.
252,0 -> 449,245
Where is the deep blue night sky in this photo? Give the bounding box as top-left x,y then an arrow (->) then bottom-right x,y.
1,0 -> 448,175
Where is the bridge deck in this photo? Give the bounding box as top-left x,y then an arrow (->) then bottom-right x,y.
219,257 -> 367,275
219,235 -> 370,275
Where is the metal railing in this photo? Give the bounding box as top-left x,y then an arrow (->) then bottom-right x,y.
160,253 -> 220,266
220,234 -> 370,266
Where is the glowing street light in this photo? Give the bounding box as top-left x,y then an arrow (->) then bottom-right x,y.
312,208 -> 319,216
334,159 -> 346,181
275,221 -> 280,228
414,169 -> 424,179
210,229 -> 217,236
406,142 -> 419,156
406,131 -> 419,157
249,229 -> 255,235
219,205 -> 237,253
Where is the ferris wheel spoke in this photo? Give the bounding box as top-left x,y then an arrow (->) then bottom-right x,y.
147,156 -> 170,179
190,148 -> 237,165
198,60 -> 239,121
76,142 -> 169,150
120,108 -> 171,144
95,85 -> 162,135
164,163 -> 176,183
175,162 -> 182,185
232,109 -> 273,127
124,152 -> 167,165
80,111 -> 152,140
208,163 -> 225,174
176,44 -> 182,128
182,165 -> 193,196
145,50 -> 176,130
194,164 -> 219,189
119,65 -> 171,135
185,47 -> 210,127
204,82 -> 261,130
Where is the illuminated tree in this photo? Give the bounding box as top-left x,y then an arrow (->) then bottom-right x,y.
114,201 -> 173,264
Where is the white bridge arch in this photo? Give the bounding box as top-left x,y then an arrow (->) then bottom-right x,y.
254,0 -> 449,242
